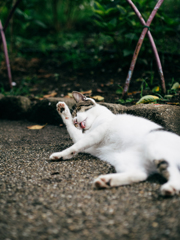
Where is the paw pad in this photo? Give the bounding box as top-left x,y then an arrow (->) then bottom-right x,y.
57,102 -> 65,112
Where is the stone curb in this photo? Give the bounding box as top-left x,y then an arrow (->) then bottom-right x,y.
0,95 -> 180,135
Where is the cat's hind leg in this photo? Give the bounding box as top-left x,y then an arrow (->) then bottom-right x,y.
94,171 -> 148,188
94,150 -> 148,188
154,159 -> 180,196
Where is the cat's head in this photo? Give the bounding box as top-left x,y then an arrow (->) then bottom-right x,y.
71,91 -> 97,130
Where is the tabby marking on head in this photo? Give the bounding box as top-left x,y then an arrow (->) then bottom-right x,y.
72,100 -> 95,118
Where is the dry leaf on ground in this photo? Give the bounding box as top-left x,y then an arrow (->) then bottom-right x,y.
127,91 -> 141,96
81,90 -> 92,95
27,123 -> 47,130
39,91 -> 57,100
42,91 -> 57,98
92,95 -> 104,101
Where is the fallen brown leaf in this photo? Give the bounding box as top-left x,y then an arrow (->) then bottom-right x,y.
127,91 -> 141,96
166,102 -> 180,105
80,90 -> 92,96
27,123 -> 47,130
37,73 -> 54,78
38,69 -> 47,73
68,93 -> 73,98
92,95 -> 104,101
30,58 -> 40,63
29,87 -> 38,92
97,89 -> 103,93
42,91 -> 57,99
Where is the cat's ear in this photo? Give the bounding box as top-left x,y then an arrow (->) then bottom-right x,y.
72,91 -> 86,103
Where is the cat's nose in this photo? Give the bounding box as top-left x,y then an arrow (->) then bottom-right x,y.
73,119 -> 78,124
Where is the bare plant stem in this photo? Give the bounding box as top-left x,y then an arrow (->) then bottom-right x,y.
3,0 -> 22,33
0,0 -> 22,88
122,0 -> 165,98
0,20 -> 12,89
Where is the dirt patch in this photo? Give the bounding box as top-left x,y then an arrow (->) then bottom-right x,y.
0,119 -> 180,240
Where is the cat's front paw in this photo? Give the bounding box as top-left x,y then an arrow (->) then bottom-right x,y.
49,148 -> 77,160
56,102 -> 71,119
49,152 -> 63,160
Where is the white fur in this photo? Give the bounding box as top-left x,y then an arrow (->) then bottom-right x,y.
50,100 -> 180,196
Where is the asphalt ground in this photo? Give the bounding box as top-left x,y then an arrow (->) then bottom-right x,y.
0,120 -> 180,240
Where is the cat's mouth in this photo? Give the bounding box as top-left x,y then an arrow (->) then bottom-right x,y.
79,119 -> 87,129
73,118 -> 87,129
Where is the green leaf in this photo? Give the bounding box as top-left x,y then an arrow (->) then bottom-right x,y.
116,5 -> 127,15
164,95 -> 173,99
93,20 -> 106,28
16,8 -> 32,20
152,86 -> 160,92
125,33 -> 136,40
123,49 -> 133,57
105,8 -> 117,16
108,18 -> 117,27
116,89 -> 123,94
136,95 -> 159,104
171,82 -> 180,90
129,20 -> 137,26
106,18 -> 117,31
93,9 -> 105,16
34,20 -> 47,28
94,1 -> 105,11
127,12 -> 136,17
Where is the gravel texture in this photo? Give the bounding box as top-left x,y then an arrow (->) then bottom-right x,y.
0,120 -> 180,240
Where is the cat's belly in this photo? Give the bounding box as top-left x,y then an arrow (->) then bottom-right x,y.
85,144 -> 158,175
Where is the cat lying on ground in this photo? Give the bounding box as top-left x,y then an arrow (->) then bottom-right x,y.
50,91 -> 180,196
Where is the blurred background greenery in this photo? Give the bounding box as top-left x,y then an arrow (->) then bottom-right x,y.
0,0 -> 180,69
0,0 -> 180,103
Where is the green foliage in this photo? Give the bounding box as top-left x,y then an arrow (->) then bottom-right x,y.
93,0 -> 180,64
116,73 -> 180,105
0,0 -> 180,71
140,79 -> 150,98
118,98 -> 134,104
0,76 -> 38,96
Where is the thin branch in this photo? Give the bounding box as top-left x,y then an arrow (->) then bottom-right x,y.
0,20 -> 13,89
122,0 -> 165,98
3,0 -> 22,32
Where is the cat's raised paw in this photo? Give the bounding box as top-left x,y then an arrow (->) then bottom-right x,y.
56,102 -> 71,119
56,102 -> 66,113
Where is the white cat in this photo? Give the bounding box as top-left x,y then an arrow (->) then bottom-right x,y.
50,91 -> 180,196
